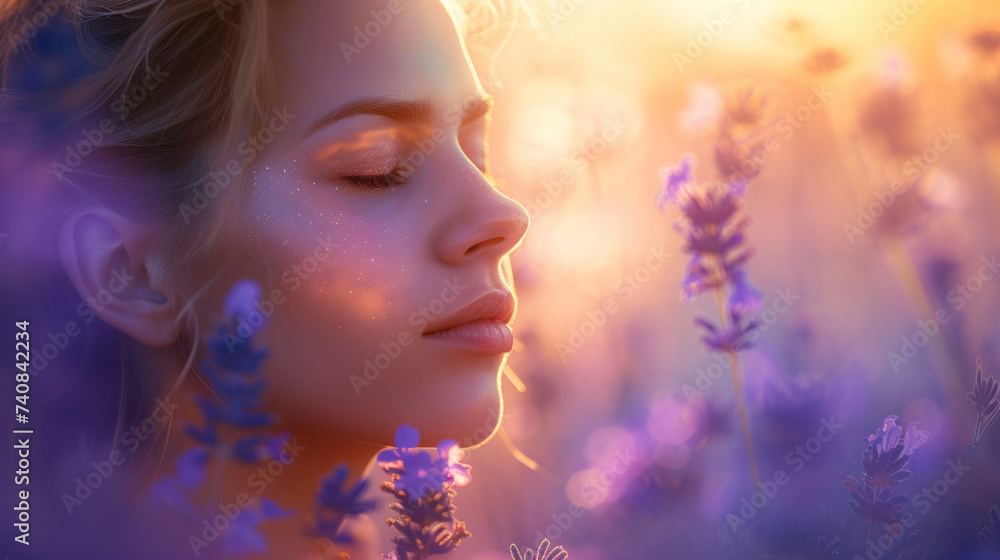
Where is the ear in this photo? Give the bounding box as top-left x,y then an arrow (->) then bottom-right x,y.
58,207 -> 182,347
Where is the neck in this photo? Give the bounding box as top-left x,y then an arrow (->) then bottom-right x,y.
257,424 -> 384,507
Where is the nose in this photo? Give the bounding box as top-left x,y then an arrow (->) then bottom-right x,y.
434,165 -> 530,267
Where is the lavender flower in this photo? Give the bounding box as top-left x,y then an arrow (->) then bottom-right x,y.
378,425 -> 472,559
970,360 -> 1000,418
715,81 -> 772,190
510,538 -> 569,560
309,464 -> 377,544
657,141 -> 766,487
865,415 -> 929,461
654,155 -> 693,211
843,475 -> 911,527
184,280 -> 286,466
147,447 -> 208,516
218,498 -> 294,558
727,269 -> 763,316
377,426 -> 472,498
150,279 -> 292,558
656,156 -> 761,352
845,415 -> 929,526
969,358 -> 1000,446
694,308 -> 760,354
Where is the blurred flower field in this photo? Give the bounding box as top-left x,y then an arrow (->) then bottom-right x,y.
444,1 -> 1000,558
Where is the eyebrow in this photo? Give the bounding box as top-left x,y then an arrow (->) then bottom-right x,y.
301,95 -> 493,140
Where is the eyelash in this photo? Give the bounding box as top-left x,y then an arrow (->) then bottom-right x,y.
343,168 -> 409,190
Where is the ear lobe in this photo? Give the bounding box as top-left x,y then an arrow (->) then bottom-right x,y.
58,208 -> 182,347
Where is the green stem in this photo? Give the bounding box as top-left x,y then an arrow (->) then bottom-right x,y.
714,286 -> 761,489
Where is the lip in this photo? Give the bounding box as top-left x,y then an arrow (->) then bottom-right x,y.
422,291 -> 515,354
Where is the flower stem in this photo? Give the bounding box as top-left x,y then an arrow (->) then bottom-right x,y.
730,350 -> 761,489
209,432 -> 231,508
714,286 -> 761,489
867,520 -> 874,557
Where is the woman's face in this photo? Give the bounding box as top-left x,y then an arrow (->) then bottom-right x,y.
191,0 -> 529,446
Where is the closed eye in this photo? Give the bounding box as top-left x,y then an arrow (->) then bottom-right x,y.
343,168 -> 409,190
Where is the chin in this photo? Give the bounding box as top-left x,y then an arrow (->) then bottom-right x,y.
265,351 -> 506,449
423,384 -> 503,448
381,355 -> 505,448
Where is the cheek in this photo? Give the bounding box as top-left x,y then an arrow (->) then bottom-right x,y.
235,169 -> 501,444
243,172 -> 416,323
248,208 -> 418,355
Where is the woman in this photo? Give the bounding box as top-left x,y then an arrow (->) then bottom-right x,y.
0,0 -> 529,557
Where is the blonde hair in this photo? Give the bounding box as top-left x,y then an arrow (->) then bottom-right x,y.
46,0 -> 269,262
0,0 -> 278,479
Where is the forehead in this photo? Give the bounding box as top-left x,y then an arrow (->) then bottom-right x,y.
269,0 -> 483,134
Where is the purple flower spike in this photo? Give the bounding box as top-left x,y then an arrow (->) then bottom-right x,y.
396,451 -> 439,496
395,424 -> 420,449
380,425 -> 473,558
225,279 -> 263,325
866,415 -> 902,454
727,269 -> 763,315
694,308 -> 759,354
846,413 -> 930,526
436,440 -> 472,487
378,424 -> 422,464
175,447 -> 210,490
655,155 -> 695,213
